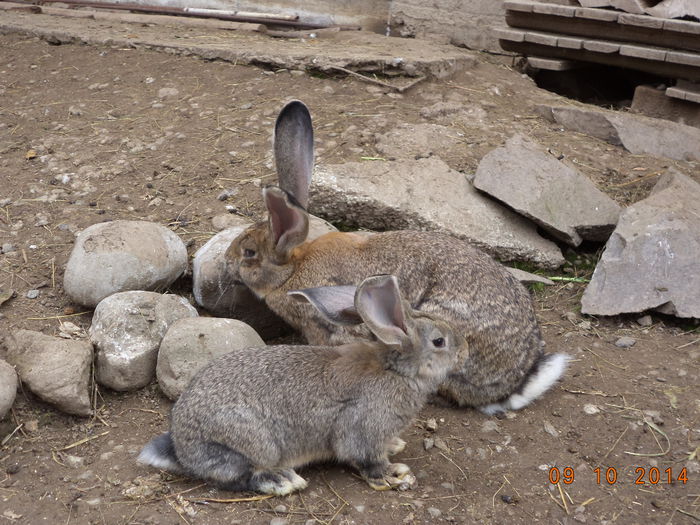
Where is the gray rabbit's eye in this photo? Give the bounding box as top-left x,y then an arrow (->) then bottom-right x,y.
432,337 -> 445,348
243,248 -> 256,258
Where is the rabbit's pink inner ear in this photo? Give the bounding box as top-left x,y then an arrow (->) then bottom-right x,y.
264,188 -> 308,254
356,275 -> 408,346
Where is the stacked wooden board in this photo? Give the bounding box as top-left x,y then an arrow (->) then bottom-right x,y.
496,0 -> 700,82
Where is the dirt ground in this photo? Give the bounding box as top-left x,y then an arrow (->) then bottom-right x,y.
0,24 -> 699,525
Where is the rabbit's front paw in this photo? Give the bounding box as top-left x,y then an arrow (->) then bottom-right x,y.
386,437 -> 407,456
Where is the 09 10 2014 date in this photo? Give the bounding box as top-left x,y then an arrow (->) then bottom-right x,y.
549,466 -> 689,485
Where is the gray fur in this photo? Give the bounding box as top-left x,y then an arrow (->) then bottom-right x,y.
139,276 -> 459,494
225,101 -> 568,411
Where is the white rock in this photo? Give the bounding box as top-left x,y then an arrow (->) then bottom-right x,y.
64,220 -> 188,307
156,317 -> 264,400
90,292 -> 198,391
5,330 -> 93,416
0,359 -> 18,419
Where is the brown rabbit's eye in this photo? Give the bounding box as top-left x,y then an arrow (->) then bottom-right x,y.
243,248 -> 256,258
432,337 -> 445,348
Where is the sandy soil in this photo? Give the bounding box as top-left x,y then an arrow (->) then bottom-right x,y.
0,26 -> 699,525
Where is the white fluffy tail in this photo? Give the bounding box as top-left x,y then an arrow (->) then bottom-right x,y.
137,432 -> 183,473
480,353 -> 570,415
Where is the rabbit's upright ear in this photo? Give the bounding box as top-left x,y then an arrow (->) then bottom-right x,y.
264,186 -> 309,257
288,285 -> 362,326
355,275 -> 408,347
274,100 -> 314,209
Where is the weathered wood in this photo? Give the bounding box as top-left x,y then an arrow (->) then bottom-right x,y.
527,56 -> 583,70
524,30 -> 558,46
583,40 -> 620,53
618,13 -> 664,30
532,3 -> 575,17
503,0 -> 534,13
498,39 -> 700,80
494,27 -> 527,42
505,10 -> 700,52
666,50 -> 700,67
620,44 -> 666,61
574,7 -> 620,22
666,82 -> 700,104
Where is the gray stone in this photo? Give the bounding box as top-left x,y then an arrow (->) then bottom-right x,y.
211,213 -> 248,232
375,123 -> 464,159
473,135 -> 621,246
64,220 -> 188,307
427,507 -> 442,519
614,336 -> 637,348
192,215 -> 336,337
90,291 -> 198,391
538,105 -> 700,162
506,267 -> 555,286
637,315 -> 653,327
26,289 -> 40,299
310,157 -> 564,268
0,359 -> 18,419
2,243 -> 15,254
156,317 -> 264,400
5,330 -> 93,416
157,87 -> 179,99
582,171 -> 700,318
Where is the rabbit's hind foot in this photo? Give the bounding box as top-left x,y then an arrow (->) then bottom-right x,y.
251,468 -> 308,496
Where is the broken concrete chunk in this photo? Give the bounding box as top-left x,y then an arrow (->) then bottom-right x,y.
537,105 -> 700,162
156,317 -> 265,400
5,330 -> 93,416
646,0 -> 700,19
310,157 -> 564,268
64,220 -> 188,307
90,291 -> 199,391
473,134 -> 620,246
581,170 -> 700,318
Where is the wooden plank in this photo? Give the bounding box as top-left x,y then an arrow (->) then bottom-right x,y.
662,18 -> 700,36
666,50 -> 700,67
524,31 -> 559,46
503,0 -> 534,13
494,27 -> 526,42
505,11 -> 700,52
618,13 -> 664,30
527,56 -> 583,70
574,7 -> 619,22
557,36 -> 584,50
583,40 -> 620,53
532,3 -> 575,17
665,83 -> 700,104
620,44 -> 666,61
497,39 -> 700,80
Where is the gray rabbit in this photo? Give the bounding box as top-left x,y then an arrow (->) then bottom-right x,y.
138,275 -> 461,495
224,100 -> 569,415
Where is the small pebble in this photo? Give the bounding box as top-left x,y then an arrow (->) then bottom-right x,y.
427,507 -> 442,519
501,494 -> 515,504
583,403 -> 600,415
26,289 -> 40,299
425,418 -> 437,431
269,518 -> 288,525
2,243 -> 15,253
273,505 -> 287,513
423,437 -> 434,450
637,315 -> 653,327
614,336 -> 636,348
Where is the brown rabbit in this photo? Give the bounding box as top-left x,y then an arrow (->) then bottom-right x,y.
225,100 -> 568,414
